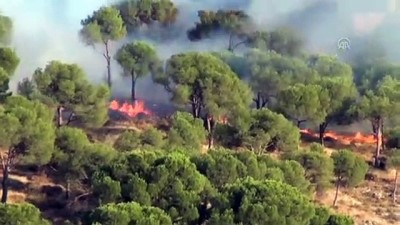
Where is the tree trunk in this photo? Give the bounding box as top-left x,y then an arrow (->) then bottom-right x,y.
131,74 -> 136,102
261,97 -> 268,108
258,144 -> 266,156
319,122 -> 328,146
297,120 -> 306,128
1,163 -> 9,203
191,103 -> 198,118
206,117 -> 214,150
373,118 -> 383,167
65,179 -> 70,200
333,177 -> 340,207
253,92 -> 268,109
227,33 -> 234,52
381,121 -> 385,152
191,96 -> 201,118
57,106 -> 64,127
104,41 -> 112,88
393,170 -> 398,203
65,112 -> 75,126
255,92 -> 261,109
207,134 -> 214,150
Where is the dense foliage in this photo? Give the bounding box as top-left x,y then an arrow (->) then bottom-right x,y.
5,1 -> 400,224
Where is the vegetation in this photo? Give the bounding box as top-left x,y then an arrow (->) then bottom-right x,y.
2,1 -> 400,224
388,149 -> 400,203
0,14 -> 12,45
0,96 -> 55,203
80,6 -> 127,87
114,0 -> 178,34
0,203 -> 51,224
19,61 -> 111,127
115,41 -> 162,101
331,150 -> 368,206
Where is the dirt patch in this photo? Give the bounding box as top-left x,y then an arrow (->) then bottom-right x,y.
7,191 -> 26,203
317,176 -> 400,225
300,141 -> 398,225
324,147 -> 335,156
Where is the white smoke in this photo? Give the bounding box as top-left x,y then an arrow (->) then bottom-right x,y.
1,0 -> 109,87
2,0 -> 400,101
0,0 -> 250,101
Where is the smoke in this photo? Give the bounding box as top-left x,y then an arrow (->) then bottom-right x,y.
1,0 -> 400,102
0,0 -> 109,87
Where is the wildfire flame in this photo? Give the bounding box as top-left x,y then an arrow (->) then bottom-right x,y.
107,102 -> 378,146
207,115 -> 228,124
109,100 -> 152,117
300,129 -> 377,145
218,116 -> 228,124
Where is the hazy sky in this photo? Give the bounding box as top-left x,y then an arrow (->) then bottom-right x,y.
0,0 -> 245,96
0,0 -> 110,87
1,0 -> 109,27
1,0 -> 399,100
0,0 -> 231,99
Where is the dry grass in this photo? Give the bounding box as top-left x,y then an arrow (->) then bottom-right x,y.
7,191 -> 26,203
295,138 -> 398,224
309,141 -> 399,225
316,179 -> 399,225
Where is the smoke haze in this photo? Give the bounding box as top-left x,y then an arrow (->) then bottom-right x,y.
1,0 -> 400,101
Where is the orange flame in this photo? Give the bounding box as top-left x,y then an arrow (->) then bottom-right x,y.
109,100 -> 152,117
300,129 -> 378,145
207,115 -> 228,124
218,116 -> 228,124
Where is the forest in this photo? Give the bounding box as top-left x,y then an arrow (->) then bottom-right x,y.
0,0 -> 400,224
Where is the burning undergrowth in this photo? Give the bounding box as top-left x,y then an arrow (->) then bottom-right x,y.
108,99 -> 176,122
107,99 -> 381,149
301,129 -> 377,145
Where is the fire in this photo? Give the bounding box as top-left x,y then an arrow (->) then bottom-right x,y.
300,129 -> 377,145
208,115 -> 228,124
109,100 -> 152,117
218,116 -> 228,124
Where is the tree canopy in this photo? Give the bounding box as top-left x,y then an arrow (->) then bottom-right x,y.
0,14 -> 12,45
187,10 -> 251,51
0,96 -> 55,202
22,61 -> 111,127
331,150 -> 368,206
0,3 -> 391,224
80,6 -> 126,46
290,144 -> 334,194
277,83 -> 328,127
0,47 -> 20,75
242,109 -> 300,154
114,0 -> 178,33
0,203 -> 50,225
154,52 -> 252,148
211,177 -> 315,225
167,111 -> 207,150
154,52 -> 252,124
245,27 -> 304,56
88,202 -> 172,225
80,6 -> 126,87
115,41 -> 162,101
0,47 -> 19,101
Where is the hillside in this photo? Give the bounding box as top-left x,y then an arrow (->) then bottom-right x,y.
2,1 -> 400,224
0,122 -> 398,225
